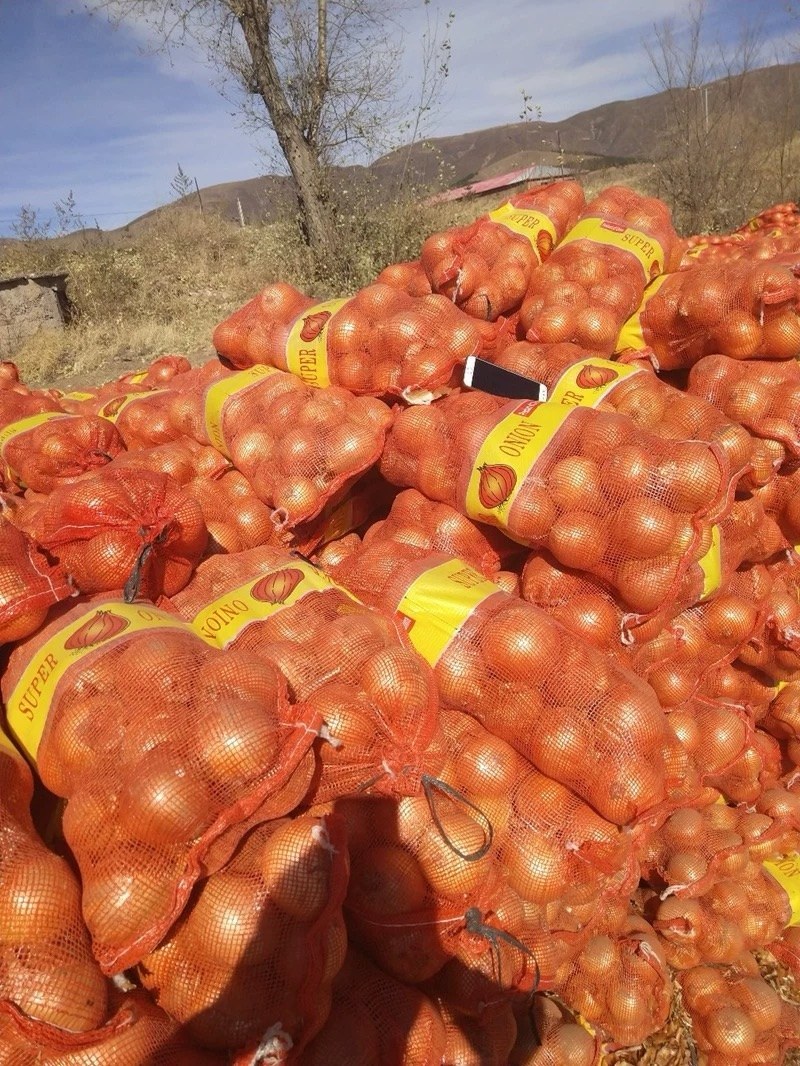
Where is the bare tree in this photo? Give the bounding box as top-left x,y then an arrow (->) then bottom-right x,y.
644,0 -> 774,233
85,0 -> 449,260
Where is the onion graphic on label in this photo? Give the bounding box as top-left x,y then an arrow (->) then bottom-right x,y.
64,610 -> 130,650
575,364 -> 619,389
536,230 -> 554,259
250,567 -> 305,605
299,311 -> 331,342
478,463 -> 517,510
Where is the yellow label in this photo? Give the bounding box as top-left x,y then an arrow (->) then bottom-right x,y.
61,391 -> 95,402
5,603 -> 190,763
285,298 -> 349,389
765,854 -> 800,925
203,365 -> 280,458
191,560 -> 359,648
463,400 -> 569,534
127,370 -> 149,384
547,357 -> 642,408
698,524 -> 722,601
487,203 -> 557,263
395,559 -> 500,667
615,273 -> 672,353
558,217 -> 665,280
97,390 -> 168,424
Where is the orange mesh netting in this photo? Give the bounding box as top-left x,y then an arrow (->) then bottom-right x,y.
705,728 -> 782,806
0,597 -> 321,973
138,812 -> 349,1055
20,466 -> 208,602
510,994 -> 600,1065
375,259 -> 433,297
169,545 -> 444,802
327,538 -> 670,825
751,463 -> 800,550
212,282 -> 499,400
517,186 -> 678,352
57,355 -> 193,412
616,261 -> 800,369
0,517 -> 71,644
433,997 -> 517,1065
379,389 -> 733,619
0,732 -> 108,1034
419,181 -> 585,321
678,956 -> 800,1064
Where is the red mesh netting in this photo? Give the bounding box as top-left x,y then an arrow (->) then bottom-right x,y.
379,390 -> 733,619
19,466 -> 208,602
170,545 -> 444,801
678,956 -> 800,1064
419,181 -> 586,321
510,995 -> 600,1065
212,282 -> 503,400
375,258 -> 433,297
434,997 -> 517,1065
0,393 -> 124,496
1,597 -> 321,973
58,355 -> 193,412
138,812 -> 349,1055
327,538 -> 670,826
0,734 -> 108,1034
300,947 -> 448,1065
517,186 -> 678,351
616,261 -> 800,369
706,728 -> 782,806
0,517 -> 71,644
694,659 -> 777,717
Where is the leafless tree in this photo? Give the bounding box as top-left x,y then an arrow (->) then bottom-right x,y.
85,0 -> 451,261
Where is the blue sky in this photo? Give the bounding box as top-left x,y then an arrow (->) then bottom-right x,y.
0,0 -> 796,235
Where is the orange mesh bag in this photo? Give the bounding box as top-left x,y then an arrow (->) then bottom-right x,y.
380,389 -> 733,620
434,997 -> 517,1065
736,571 -> 800,683
0,989 -> 222,1065
695,659 -> 777,716
737,200 -> 800,235
551,914 -> 671,1048
420,181 -> 586,321
510,995 -> 600,1066
678,958 -> 800,1065
138,812 -> 349,1055
0,393 -> 124,496
328,537 -> 671,824
518,186 -> 677,352
0,731 -> 108,1035
21,467 -> 207,602
616,260 -> 800,369
300,946 -> 448,1065
375,258 -> 433,296
752,463 -> 800,554
213,282 -> 487,399
490,340 -> 764,486
706,727 -> 782,805
0,597 -> 321,973
0,517 -> 71,644
57,355 -> 193,413
687,354 -> 800,466
170,546 -> 444,802
680,227 -> 800,268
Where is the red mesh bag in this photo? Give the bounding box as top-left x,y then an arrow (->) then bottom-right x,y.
680,226 -> 800,268
301,947 -> 448,1065
434,997 -> 517,1065
0,732 -> 108,1034
213,282 -> 497,401
490,341 -> 765,486
420,181 -> 585,321
688,354 -> 800,467
518,186 -> 678,352
695,659 -> 777,716
616,261 -> 800,369
551,914 -> 671,1047
0,393 -> 124,496
170,546 -> 444,802
510,995 -> 600,1066
706,728 -> 782,805
380,389 -> 732,620
138,812 -> 349,1055
0,597 -> 321,973
0,517 -> 71,644
21,466 -> 208,601
678,958 -> 800,1064
738,201 -> 800,235
327,538 -> 670,825
375,258 -> 433,297
58,355 -> 193,412
0,989 -> 221,1065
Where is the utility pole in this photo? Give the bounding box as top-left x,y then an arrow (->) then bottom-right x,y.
194,177 -> 204,216
237,198 -> 246,228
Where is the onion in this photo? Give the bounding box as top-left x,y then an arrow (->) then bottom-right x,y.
703,1005 -> 757,1056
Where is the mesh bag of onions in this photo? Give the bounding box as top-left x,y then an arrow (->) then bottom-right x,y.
379,389 -> 733,619
616,260 -> 800,368
57,354 -> 193,411
0,392 -> 124,495
19,466 -> 208,602
137,812 -> 349,1055
326,532 -> 671,826
517,185 -> 678,351
212,281 -> 500,400
419,179 -> 586,320
374,257 -> 433,297
510,994 -> 600,1066
170,545 -> 445,801
0,516 -> 71,644
0,597 -> 322,973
